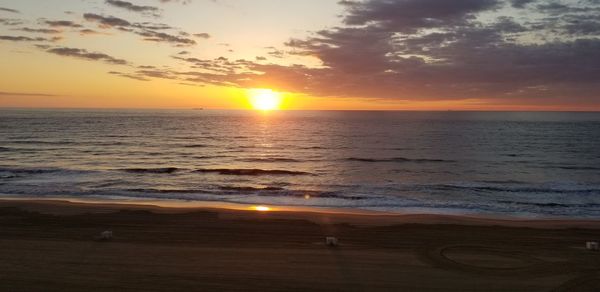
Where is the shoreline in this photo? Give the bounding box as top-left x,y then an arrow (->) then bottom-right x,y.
1,197 -> 599,229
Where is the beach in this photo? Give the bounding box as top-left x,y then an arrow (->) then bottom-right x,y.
1,199 -> 599,291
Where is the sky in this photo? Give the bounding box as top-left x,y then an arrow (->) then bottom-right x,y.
1,0 -> 599,110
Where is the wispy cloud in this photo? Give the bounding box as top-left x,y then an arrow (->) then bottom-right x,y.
46,47 -> 128,65
193,33 -> 211,39
44,20 -> 83,28
83,13 -> 197,46
0,35 -> 58,42
0,7 -> 19,14
17,27 -> 62,34
0,91 -> 56,97
0,18 -> 23,26
108,71 -> 150,81
105,0 -> 160,16
84,13 -> 131,27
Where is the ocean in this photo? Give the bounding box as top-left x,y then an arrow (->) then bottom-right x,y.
1,109 -> 599,218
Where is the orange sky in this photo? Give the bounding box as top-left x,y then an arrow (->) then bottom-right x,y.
1,0 -> 599,111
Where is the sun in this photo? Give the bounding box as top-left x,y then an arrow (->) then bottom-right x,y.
252,206 -> 271,212
248,89 -> 282,111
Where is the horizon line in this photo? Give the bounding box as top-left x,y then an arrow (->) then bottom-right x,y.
1,106 -> 600,113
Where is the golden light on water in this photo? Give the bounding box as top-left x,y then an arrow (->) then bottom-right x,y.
248,89 -> 281,111
253,206 -> 271,212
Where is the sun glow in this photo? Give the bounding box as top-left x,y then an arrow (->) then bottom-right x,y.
248,89 -> 282,111
253,206 -> 272,212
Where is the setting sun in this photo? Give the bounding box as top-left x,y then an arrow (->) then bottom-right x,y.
248,89 -> 282,111
252,206 -> 272,212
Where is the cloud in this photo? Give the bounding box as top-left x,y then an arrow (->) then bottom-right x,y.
105,0 -> 161,16
45,20 -> 83,28
83,13 -> 196,46
340,0 -> 501,33
17,27 -> 62,34
193,33 -> 211,39
0,35 -> 54,42
108,71 -> 150,81
186,0 -> 598,104
0,7 -> 19,13
79,29 -> 102,35
24,0 -> 594,108
46,47 -> 128,65
0,18 -> 23,26
510,0 -> 536,8
0,91 -> 56,97
109,0 -> 597,106
84,13 -> 131,28
137,29 -> 196,45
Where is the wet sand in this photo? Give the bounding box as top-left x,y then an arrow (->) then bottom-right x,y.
1,199 -> 599,291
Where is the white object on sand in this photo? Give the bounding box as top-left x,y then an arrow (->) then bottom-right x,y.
100,230 -> 113,240
326,237 -> 339,247
586,241 -> 599,251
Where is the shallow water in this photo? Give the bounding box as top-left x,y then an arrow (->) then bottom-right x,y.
1,109 -> 599,217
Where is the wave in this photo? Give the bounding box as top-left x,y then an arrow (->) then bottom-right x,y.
123,186 -> 367,201
126,188 -> 205,194
238,158 -> 302,163
0,167 -> 64,175
219,186 -> 285,192
8,140 -> 78,145
427,183 -> 600,195
345,157 -> 456,163
478,180 -> 527,185
183,144 -> 209,148
121,167 -> 181,174
557,166 -> 600,171
195,168 -> 313,176
497,200 -> 600,208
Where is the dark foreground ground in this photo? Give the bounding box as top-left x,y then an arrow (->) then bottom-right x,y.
0,200 -> 599,291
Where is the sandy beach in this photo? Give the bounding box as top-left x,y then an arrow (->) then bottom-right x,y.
0,199 -> 599,291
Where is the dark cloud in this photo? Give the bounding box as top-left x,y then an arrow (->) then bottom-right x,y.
134,22 -> 173,30
137,30 -> 196,45
17,27 -> 62,34
79,29 -> 102,35
45,20 -> 83,28
0,7 -> 19,13
105,0 -> 160,15
340,0 -> 500,33
193,33 -> 210,39
46,47 -> 128,65
0,35 -> 53,42
84,13 -> 131,28
510,0 -> 536,8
